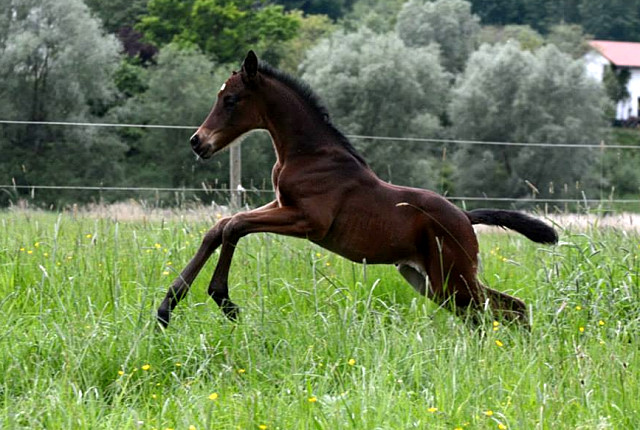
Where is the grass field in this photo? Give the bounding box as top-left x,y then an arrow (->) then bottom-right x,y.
1,210 -> 638,429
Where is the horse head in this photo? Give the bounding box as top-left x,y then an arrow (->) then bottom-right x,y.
190,51 -> 264,159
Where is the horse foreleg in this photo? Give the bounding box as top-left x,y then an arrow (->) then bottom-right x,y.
156,218 -> 230,327
207,206 -> 320,320
157,201 -> 279,327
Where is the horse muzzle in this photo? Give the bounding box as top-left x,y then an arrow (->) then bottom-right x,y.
190,130 -> 220,159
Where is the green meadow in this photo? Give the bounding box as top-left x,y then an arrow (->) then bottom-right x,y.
0,211 -> 638,429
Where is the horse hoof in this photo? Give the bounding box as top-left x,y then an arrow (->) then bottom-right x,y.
221,300 -> 240,321
157,308 -> 170,328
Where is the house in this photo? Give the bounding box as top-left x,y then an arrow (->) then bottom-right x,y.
584,40 -> 640,121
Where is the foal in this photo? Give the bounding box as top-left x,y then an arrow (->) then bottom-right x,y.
157,51 -> 557,328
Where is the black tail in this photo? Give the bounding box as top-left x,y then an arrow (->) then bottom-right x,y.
465,209 -> 558,244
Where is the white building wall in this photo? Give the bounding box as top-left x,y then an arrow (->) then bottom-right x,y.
584,51 -> 640,120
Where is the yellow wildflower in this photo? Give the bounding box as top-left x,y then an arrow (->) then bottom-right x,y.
427,407 -> 438,413
237,368 -> 246,374
598,320 -> 605,326
484,410 -> 494,416
189,426 -> 196,430
117,370 -> 124,376
258,425 -> 268,430
142,364 -> 151,371
208,392 -> 219,401
308,396 -> 317,403
348,358 -> 356,366
498,424 -> 507,430
34,242 -> 40,248
579,326 -> 585,333
495,340 -> 504,347
27,250 -> 33,255
86,234 -> 92,239
575,305 -> 582,311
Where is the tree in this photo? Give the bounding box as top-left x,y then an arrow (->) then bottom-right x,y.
546,24 -> 590,58
301,28 -> 451,188
579,0 -> 640,42
396,0 -> 481,72
272,0 -> 356,20
449,42 -> 609,202
341,0 -> 405,34
84,0 -> 148,34
278,12 -> 336,75
137,0 -> 300,65
478,25 -> 545,51
0,0 -> 125,205
467,0 -> 527,26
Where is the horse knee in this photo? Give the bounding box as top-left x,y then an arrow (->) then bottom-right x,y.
201,217 -> 231,249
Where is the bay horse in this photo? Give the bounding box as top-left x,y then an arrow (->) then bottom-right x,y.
157,51 -> 557,328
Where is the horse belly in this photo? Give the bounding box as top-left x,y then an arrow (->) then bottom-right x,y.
313,212 -> 418,264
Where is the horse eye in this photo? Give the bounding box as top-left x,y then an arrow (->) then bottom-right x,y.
223,95 -> 237,108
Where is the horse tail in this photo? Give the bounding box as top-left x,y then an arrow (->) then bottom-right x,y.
465,209 -> 558,244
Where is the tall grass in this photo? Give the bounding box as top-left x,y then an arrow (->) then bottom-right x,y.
0,211 -> 638,429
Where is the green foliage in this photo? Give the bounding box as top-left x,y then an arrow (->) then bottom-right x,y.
478,25 -> 545,51
546,24 -> 590,58
84,0 -> 148,33
272,0 -> 356,20
0,0 -> 125,205
469,0 -> 640,41
449,42 -> 609,201
597,129 -> 640,199
1,212 -> 640,428
137,0 -> 299,64
301,28 -> 451,188
277,12 -> 336,75
579,0 -> 640,41
603,66 -> 631,103
396,0 -> 481,72
113,59 -> 148,98
341,0 -> 405,34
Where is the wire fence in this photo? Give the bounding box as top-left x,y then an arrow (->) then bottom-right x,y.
1,119 -> 639,211
3,119 -> 640,149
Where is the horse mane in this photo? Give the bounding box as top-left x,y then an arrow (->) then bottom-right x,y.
257,62 -> 368,167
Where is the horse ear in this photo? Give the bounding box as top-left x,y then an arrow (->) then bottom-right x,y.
242,50 -> 258,79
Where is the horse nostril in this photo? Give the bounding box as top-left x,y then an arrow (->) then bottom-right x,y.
190,134 -> 200,147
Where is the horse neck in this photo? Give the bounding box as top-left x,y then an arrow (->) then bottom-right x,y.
260,80 -> 335,163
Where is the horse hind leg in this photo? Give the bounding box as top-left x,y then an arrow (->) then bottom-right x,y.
478,283 -> 529,325
422,239 -> 529,326
396,263 -> 428,295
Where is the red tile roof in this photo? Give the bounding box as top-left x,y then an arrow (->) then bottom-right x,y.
589,40 -> 640,68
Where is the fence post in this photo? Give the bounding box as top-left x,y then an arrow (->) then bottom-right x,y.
230,144 -> 242,210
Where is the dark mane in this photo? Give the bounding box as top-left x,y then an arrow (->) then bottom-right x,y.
257,62 -> 368,167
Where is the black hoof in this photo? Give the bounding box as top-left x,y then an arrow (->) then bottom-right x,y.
157,308 -> 170,328
221,300 -> 240,321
